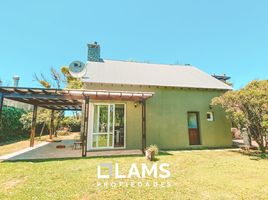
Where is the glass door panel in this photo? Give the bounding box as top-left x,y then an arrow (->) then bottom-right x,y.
92,104 -> 115,149
109,134 -> 113,147
92,135 -> 97,148
98,105 -> 108,133
109,105 -> 114,133
98,135 -> 108,148
92,104 -> 125,149
188,113 -> 198,128
114,104 -> 125,148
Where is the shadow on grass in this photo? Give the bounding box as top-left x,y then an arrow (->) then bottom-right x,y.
2,154 -> 147,163
158,151 -> 173,156
151,157 -> 160,162
230,149 -> 268,161
161,146 -> 239,152
2,150 -> 174,163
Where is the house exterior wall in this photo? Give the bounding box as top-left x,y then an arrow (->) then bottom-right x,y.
85,83 -> 232,150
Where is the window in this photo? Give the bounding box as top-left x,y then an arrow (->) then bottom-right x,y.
92,103 -> 125,149
206,112 -> 214,121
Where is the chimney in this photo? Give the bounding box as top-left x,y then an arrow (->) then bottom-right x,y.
212,74 -> 230,83
87,42 -> 101,62
13,75 -> 20,87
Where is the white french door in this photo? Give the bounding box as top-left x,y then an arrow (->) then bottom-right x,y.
91,103 -> 125,149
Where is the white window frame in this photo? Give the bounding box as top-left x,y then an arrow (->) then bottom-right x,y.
90,103 -> 126,150
207,111 -> 214,121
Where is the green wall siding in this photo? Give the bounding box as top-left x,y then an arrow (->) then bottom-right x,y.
85,83 -> 232,150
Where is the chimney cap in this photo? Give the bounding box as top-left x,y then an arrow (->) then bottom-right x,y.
13,75 -> 20,80
88,42 -> 99,47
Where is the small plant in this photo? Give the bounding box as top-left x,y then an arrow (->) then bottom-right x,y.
145,144 -> 159,161
147,144 -> 159,155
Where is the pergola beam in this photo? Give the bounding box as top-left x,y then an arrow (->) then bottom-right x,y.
49,109 -> 55,139
5,97 -> 81,110
81,97 -> 90,157
0,87 -> 154,112
30,105 -> 38,147
141,100 -> 147,154
0,93 -> 4,120
45,108 -> 81,111
3,93 -> 80,100
0,87 -> 153,154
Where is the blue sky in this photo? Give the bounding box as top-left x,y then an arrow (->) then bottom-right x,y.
0,0 -> 267,89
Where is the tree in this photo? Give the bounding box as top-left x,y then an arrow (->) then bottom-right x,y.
33,73 -> 51,88
34,66 -> 83,89
61,115 -> 81,132
61,66 -> 83,89
212,80 -> 268,153
20,109 -> 54,138
33,66 -> 82,137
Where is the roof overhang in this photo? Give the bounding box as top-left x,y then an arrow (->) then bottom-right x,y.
0,87 -> 154,111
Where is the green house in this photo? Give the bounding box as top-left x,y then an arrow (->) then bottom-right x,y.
0,42 -> 233,156
81,43 -> 232,151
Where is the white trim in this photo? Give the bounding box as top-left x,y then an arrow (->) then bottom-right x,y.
124,103 -> 127,149
207,111 -> 214,121
112,104 -> 115,148
107,104 -> 110,147
87,102 -> 93,150
89,103 -> 127,150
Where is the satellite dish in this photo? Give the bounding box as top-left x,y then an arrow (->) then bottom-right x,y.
69,61 -> 86,78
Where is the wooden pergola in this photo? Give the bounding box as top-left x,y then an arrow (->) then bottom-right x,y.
0,87 -> 154,157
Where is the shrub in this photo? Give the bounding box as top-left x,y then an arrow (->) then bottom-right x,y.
145,144 -> 159,161
61,116 -> 81,132
0,106 -> 27,141
147,144 -> 159,155
19,110 -> 50,135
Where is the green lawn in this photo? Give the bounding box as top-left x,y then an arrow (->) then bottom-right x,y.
0,150 -> 267,200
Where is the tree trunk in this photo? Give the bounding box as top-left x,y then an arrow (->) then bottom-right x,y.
248,135 -> 252,146
255,140 -> 266,154
39,122 -> 46,140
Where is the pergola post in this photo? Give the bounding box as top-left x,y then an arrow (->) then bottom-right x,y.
142,100 -> 147,155
81,96 -> 89,157
49,109 -> 55,139
0,93 -> 4,120
30,105 -> 38,147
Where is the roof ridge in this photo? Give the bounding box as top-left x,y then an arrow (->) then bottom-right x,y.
84,60 -> 232,90
103,59 -> 194,68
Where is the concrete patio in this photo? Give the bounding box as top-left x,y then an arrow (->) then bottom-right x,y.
1,137 -> 142,161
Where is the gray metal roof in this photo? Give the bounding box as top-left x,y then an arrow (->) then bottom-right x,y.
82,60 -> 232,90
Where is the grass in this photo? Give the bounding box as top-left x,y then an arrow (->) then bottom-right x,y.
0,150 -> 268,200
